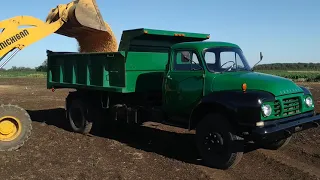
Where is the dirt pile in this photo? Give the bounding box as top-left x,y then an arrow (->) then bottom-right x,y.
76,22 -> 118,53
1,78 -> 320,180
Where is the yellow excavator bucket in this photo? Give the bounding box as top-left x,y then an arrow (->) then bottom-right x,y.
45,0 -> 107,38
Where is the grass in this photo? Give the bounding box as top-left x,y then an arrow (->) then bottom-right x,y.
0,70 -> 46,78
257,70 -> 320,82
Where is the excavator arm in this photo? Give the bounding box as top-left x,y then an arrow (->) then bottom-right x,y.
0,15 -> 64,68
0,0 -> 108,151
0,0 -> 107,68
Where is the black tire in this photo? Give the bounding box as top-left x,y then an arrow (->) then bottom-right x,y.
67,99 -> 93,134
0,104 -> 32,151
260,136 -> 292,150
195,113 -> 243,169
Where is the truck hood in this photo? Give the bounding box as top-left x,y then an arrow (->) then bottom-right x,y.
211,71 -> 303,96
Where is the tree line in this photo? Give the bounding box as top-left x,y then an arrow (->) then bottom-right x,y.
254,63 -> 320,70
0,59 -> 47,72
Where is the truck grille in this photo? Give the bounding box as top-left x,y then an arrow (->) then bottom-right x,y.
282,97 -> 300,117
273,100 -> 281,117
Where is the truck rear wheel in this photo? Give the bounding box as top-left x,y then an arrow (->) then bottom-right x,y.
0,104 -> 32,151
195,113 -> 243,169
67,99 -> 93,134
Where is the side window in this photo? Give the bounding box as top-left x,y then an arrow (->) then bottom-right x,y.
174,50 -> 202,71
204,51 -> 216,71
192,53 -> 200,64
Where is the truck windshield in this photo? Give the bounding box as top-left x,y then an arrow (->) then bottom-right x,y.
203,47 -> 251,73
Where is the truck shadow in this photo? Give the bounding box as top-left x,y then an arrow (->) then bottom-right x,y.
27,108 -> 72,132
27,108 -> 260,167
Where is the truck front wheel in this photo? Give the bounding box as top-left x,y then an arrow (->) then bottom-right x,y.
195,113 -> 243,169
260,136 -> 292,150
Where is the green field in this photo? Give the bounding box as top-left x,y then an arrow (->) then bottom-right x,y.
1,70 -> 320,82
257,70 -> 320,82
0,70 -> 46,78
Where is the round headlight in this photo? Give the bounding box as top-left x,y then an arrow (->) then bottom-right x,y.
261,104 -> 272,117
305,97 -> 313,107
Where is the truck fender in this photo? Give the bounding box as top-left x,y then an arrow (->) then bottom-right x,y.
299,86 -> 312,95
188,90 -> 275,130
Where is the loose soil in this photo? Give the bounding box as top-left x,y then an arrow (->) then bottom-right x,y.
0,78 -> 319,180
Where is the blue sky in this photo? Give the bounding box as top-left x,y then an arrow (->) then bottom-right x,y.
1,0 -> 319,68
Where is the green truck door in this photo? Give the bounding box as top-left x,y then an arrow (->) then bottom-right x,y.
163,50 -> 204,116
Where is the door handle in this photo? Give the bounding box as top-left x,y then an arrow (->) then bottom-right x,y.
166,75 -> 172,80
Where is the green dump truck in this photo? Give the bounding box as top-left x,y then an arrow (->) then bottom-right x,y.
46,28 -> 320,169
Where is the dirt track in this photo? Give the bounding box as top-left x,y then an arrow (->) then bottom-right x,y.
0,78 -> 319,180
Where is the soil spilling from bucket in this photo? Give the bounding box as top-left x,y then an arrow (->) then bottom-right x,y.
76,22 -> 118,53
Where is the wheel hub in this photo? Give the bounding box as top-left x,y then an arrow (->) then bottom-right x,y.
204,132 -> 224,152
0,116 -> 21,141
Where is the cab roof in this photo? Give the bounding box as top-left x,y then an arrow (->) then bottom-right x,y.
171,41 -> 240,50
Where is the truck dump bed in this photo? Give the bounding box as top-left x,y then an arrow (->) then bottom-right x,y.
47,28 -> 210,93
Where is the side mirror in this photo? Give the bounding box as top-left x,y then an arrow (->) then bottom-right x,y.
252,52 -> 264,71
260,52 -> 263,61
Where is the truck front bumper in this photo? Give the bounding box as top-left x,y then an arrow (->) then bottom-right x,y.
250,111 -> 320,141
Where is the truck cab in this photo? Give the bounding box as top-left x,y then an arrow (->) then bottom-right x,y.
164,41 -> 315,129
46,28 -> 320,170
162,39 -> 320,168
